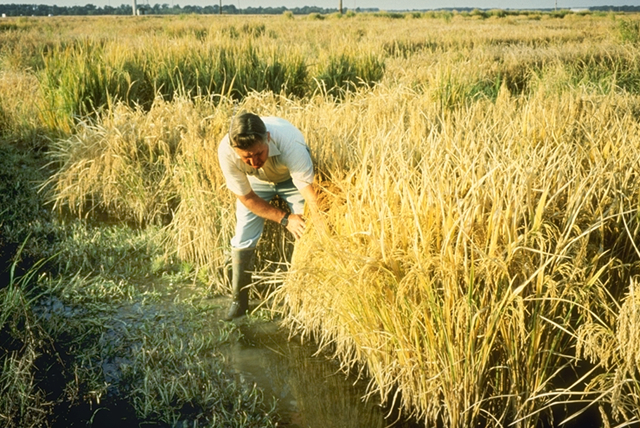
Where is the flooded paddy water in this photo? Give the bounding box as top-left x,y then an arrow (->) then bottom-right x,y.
31,283 -> 420,428
28,282 -> 605,428
218,309 -> 420,428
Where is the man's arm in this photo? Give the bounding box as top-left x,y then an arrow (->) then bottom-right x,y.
299,183 -> 319,217
236,183 -> 321,240
237,190 -> 287,224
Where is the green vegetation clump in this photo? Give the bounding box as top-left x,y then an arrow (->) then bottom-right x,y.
0,267 -> 54,428
0,141 -> 278,427
374,10 -> 405,19
549,9 -> 570,18
488,8 -> 507,18
34,31 -> 384,129
0,145 -> 57,277
316,52 -> 385,97
618,19 -> 640,44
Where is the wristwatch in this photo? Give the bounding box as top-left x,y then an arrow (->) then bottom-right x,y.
280,212 -> 290,227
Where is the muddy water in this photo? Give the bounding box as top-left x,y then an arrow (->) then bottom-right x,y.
35,289 -> 420,427
220,319 -> 420,428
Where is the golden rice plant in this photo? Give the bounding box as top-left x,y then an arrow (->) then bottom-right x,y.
577,277 -> 640,425
274,82 -> 640,427
43,96 -> 237,286
27,12 -> 640,427
0,71 -> 46,143
45,97 -> 193,224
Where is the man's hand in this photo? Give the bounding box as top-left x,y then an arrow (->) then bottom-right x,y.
237,183 -> 325,241
237,191 -> 308,240
285,214 -> 306,240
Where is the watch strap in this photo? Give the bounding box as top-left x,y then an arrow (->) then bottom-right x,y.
280,212 -> 290,226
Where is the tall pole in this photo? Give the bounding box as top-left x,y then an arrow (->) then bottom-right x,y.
132,0 -> 136,15
339,0 -> 342,14
219,0 -> 222,14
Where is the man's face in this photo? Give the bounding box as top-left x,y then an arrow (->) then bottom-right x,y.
234,138 -> 269,169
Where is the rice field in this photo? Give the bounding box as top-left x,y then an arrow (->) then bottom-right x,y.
2,9 -> 640,428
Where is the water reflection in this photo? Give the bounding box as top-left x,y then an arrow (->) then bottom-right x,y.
221,321 -> 419,428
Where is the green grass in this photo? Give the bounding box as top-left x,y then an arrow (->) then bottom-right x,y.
0,224 -> 281,427
0,137 -> 280,427
618,18 -> 640,44
36,33 -> 384,128
0,250 -> 54,428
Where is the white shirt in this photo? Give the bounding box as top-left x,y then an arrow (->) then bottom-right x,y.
218,117 -> 314,196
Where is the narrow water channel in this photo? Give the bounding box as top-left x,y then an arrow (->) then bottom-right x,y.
34,287 -> 421,427
220,319 -> 420,428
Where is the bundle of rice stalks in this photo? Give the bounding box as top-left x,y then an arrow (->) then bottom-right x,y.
43,96 -> 236,289
275,85 -> 640,427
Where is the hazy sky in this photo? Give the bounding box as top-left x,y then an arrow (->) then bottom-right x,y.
1,0 -> 638,10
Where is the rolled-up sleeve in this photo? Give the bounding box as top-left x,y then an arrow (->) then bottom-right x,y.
285,142 -> 314,191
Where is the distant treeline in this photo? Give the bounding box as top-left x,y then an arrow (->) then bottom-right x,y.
590,5 -> 640,12
0,3 -> 639,17
0,3 -> 374,16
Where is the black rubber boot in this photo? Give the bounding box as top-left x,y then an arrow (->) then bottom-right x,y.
224,248 -> 255,321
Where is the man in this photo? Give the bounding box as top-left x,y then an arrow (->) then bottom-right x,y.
218,112 -> 320,320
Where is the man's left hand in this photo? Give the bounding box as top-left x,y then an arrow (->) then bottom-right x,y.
286,214 -> 306,239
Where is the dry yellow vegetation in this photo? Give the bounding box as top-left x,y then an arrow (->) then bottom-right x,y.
2,10 -> 640,427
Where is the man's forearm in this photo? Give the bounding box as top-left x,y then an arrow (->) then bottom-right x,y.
237,184 -> 324,240
237,191 -> 287,223
299,183 -> 320,217
300,183 -> 328,232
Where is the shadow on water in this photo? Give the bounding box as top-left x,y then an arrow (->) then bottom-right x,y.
220,319 -> 421,428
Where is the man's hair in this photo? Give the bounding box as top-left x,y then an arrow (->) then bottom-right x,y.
228,112 -> 267,150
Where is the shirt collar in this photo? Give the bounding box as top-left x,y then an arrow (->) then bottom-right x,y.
266,137 -> 280,157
